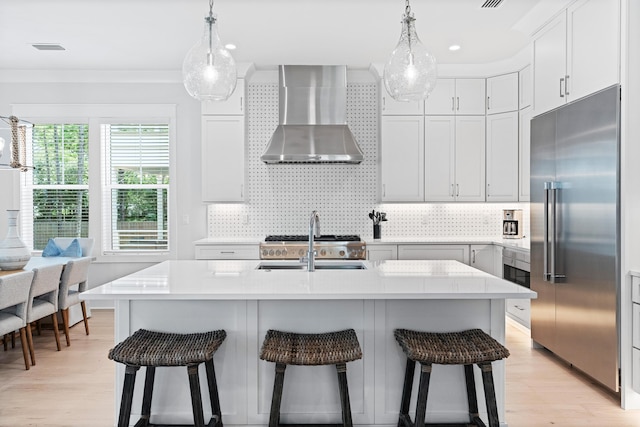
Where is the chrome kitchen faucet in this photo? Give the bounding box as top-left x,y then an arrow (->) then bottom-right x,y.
304,210 -> 321,271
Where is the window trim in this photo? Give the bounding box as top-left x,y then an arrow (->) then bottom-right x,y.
12,104 -> 178,263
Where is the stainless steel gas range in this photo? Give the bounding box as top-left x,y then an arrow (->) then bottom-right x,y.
259,235 -> 366,260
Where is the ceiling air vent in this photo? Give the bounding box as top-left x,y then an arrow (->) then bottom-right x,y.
481,0 -> 504,8
32,44 -> 65,51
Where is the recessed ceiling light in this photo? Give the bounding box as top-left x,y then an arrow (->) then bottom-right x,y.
32,44 -> 66,51
225,43 -> 236,50
449,45 -> 461,52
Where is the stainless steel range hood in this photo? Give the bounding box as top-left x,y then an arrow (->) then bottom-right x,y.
260,65 -> 364,164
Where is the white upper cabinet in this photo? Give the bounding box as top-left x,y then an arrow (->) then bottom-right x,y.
381,94 -> 424,115
519,65 -> 532,109
381,116 -> 425,202
533,0 -> 619,115
424,116 -> 485,202
201,80 -> 246,115
486,112 -> 519,202
425,78 -> 485,115
486,73 -> 519,115
519,106 -> 533,202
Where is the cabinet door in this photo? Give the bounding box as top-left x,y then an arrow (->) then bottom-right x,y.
424,78 -> 456,115
533,13 -> 567,115
455,79 -> 486,115
455,116 -> 485,201
201,116 -> 246,202
566,0 -> 619,103
486,73 -> 518,115
381,116 -> 424,201
397,244 -> 470,264
201,80 -> 245,115
381,94 -> 424,115
519,107 -> 532,201
470,244 -> 495,275
486,112 -> 519,202
367,245 -> 398,261
424,116 -> 455,202
519,65 -> 532,109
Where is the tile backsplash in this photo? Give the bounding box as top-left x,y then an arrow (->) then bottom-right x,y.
207,77 -> 530,240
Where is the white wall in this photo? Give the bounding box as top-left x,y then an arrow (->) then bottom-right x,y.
0,79 -> 208,294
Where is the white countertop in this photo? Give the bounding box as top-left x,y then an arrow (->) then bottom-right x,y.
81,259 -> 536,301
194,237 -> 531,251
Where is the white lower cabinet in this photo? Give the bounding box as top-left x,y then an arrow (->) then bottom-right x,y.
195,244 -> 259,260
469,244 -> 496,275
506,299 -> 531,328
367,245 -> 398,261
632,274 -> 640,392
398,244 -> 469,264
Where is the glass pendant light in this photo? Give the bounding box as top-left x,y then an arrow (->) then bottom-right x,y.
182,0 -> 237,101
383,0 -> 437,102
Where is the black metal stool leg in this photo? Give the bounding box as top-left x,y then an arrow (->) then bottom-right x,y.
188,364 -> 206,427
335,363 -> 354,427
205,359 -> 223,427
479,363 -> 499,427
413,363 -> 432,427
135,366 -> 155,426
269,363 -> 286,427
464,364 -> 483,426
397,358 -> 416,427
118,365 -> 140,427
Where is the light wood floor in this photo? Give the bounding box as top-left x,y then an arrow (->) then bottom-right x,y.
1,310 -> 640,426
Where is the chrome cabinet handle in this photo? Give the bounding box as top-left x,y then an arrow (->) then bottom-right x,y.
451,97 -> 455,112
456,97 -> 460,111
487,183 -> 490,197
220,251 -> 235,254
472,249 -> 476,264
383,97 -> 386,111
560,78 -> 565,98
543,182 -> 550,281
451,183 -> 454,197
382,184 -> 386,198
565,75 -> 570,96
487,96 -> 490,111
240,96 -> 243,112
456,184 -> 460,197
240,184 -> 244,198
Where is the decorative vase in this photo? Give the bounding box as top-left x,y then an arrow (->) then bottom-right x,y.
373,224 -> 381,240
0,209 -> 31,270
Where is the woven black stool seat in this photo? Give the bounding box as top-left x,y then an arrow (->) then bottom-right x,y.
260,329 -> 362,366
260,329 -> 362,427
109,329 -> 227,367
394,328 -> 510,365
394,328 -> 510,427
109,329 -> 226,427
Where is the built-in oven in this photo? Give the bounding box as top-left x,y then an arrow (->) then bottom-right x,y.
502,248 -> 530,288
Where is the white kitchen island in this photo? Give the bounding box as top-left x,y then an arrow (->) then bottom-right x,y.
81,259 -> 535,427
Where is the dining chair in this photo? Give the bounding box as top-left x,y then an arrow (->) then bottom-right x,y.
25,264 -> 65,365
0,270 -> 35,370
58,257 -> 92,346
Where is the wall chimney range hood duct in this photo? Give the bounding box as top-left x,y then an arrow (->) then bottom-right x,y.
260,65 -> 364,164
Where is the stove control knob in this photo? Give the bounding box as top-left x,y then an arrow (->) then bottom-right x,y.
299,249 -> 305,257
339,250 -> 346,257
276,250 -> 281,256
282,249 -> 288,257
320,249 -> 327,256
269,250 -> 274,256
262,249 -> 268,257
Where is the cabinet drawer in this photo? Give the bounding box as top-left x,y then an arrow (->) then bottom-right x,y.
195,245 -> 258,260
634,303 -> 640,349
632,275 -> 640,304
506,299 -> 531,328
634,348 -> 640,394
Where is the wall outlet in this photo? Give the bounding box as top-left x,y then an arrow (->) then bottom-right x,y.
242,214 -> 249,225
421,214 -> 429,225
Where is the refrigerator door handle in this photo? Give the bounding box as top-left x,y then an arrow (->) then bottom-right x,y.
550,181 -> 566,283
543,182 -> 551,281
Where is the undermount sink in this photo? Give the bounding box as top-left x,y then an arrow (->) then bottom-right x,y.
256,261 -> 367,271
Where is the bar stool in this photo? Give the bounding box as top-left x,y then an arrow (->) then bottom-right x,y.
394,328 -> 510,427
108,329 -> 227,427
260,329 -> 362,427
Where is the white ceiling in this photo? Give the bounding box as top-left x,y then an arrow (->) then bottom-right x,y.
0,0 -> 569,72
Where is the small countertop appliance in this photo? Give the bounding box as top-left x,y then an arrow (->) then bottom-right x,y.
503,209 -> 523,239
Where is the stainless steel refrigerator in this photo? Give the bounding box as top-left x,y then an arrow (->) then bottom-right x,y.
530,84 -> 620,392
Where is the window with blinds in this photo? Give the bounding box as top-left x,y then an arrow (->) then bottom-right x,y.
24,124 -> 89,250
101,123 -> 170,252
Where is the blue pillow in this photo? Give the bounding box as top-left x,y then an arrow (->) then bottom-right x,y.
42,238 -> 62,257
41,238 -> 83,257
59,239 -> 82,257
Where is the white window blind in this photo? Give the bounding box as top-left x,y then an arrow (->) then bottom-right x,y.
101,123 -> 170,253
22,123 -> 89,250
